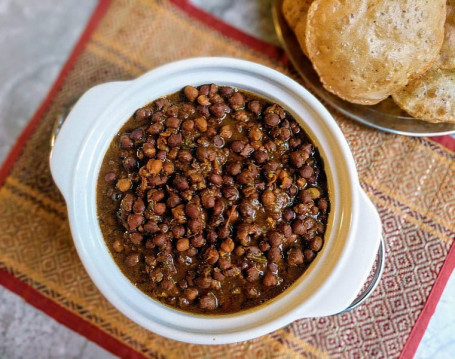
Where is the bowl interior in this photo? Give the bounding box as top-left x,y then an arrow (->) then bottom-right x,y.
67,58 -> 358,344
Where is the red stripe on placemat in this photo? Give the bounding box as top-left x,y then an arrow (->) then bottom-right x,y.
169,0 -> 289,64
0,268 -> 147,359
400,243 -> 455,358
0,0 -> 148,358
428,135 -> 455,152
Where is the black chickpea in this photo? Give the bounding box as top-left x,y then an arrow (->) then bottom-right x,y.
184,85 -> 198,102
98,84 -> 329,314
176,238 -> 190,252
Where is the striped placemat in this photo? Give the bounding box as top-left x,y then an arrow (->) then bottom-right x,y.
0,1 -> 454,357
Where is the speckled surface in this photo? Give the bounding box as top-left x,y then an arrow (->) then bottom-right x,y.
0,0 -> 453,358
191,0 -> 280,46
0,287 -> 115,359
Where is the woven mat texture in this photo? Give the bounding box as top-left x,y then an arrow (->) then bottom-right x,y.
1,0 -> 454,358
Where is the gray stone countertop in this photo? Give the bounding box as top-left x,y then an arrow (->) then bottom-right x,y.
0,0 -> 453,358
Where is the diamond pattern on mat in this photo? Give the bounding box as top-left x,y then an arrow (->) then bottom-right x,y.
428,241 -> 446,261
283,201 -> 451,358
377,319 -> 396,337
346,128 -> 455,238
415,264 -> 436,285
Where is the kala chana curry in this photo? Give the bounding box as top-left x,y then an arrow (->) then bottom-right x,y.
97,84 -> 330,314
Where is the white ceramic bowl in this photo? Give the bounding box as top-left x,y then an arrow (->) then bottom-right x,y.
50,57 -> 382,344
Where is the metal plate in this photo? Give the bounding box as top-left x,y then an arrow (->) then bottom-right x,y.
272,0 -> 455,137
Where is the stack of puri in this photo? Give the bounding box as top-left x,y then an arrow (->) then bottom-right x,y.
283,0 -> 455,123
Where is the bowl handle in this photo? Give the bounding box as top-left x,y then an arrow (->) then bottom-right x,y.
49,81 -> 129,199
336,235 -> 385,314
296,187 -> 383,318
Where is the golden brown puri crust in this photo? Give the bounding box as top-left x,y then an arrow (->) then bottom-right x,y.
392,68 -> 455,123
305,0 -> 446,105
294,13 -> 311,57
437,0 -> 455,70
282,0 -> 313,31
